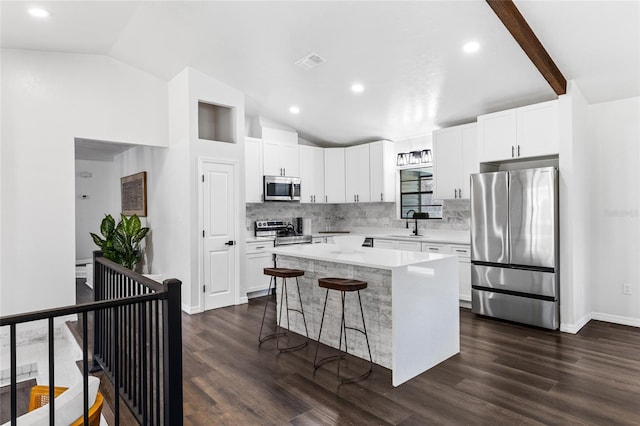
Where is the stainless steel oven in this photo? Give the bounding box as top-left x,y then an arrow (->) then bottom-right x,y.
255,220 -> 312,245
263,176 -> 301,201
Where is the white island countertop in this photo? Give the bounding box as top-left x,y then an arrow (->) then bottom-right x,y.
267,243 -> 454,270
269,242 -> 460,386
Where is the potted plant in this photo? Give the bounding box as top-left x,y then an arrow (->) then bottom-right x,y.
90,214 -> 149,270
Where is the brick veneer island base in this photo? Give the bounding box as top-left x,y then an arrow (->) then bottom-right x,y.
268,243 -> 459,386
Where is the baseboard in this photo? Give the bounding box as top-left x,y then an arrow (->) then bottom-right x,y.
247,288 -> 271,300
239,296 -> 249,304
459,299 -> 471,310
181,304 -> 202,315
560,313 -> 592,334
591,312 -> 640,328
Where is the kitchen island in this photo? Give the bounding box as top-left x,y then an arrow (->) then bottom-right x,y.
267,243 -> 459,386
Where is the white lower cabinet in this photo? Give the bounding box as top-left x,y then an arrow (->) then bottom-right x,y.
420,243 -> 451,254
450,245 -> 471,302
312,237 -> 335,244
376,239 -> 471,302
245,241 -> 274,295
396,241 -> 422,252
373,239 -> 397,249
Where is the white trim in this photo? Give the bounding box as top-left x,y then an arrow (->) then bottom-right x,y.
181,303 -> 202,315
197,157 -> 241,312
591,312 -> 640,328
560,312 -> 592,334
459,299 -> 471,310
239,296 -> 248,304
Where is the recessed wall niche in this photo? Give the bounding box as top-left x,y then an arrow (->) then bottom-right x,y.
198,101 -> 235,143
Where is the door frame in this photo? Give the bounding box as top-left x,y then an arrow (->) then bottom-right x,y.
197,157 -> 241,312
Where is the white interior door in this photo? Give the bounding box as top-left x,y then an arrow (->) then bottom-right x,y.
202,161 -> 236,311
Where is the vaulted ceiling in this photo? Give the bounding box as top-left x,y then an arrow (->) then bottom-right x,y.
2,1 -> 638,146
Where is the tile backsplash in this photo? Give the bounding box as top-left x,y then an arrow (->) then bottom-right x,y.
246,200 -> 470,234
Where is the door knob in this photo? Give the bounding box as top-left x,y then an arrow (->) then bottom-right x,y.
224,241 -> 235,246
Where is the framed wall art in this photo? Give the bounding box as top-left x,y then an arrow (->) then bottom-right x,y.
121,171 -> 147,216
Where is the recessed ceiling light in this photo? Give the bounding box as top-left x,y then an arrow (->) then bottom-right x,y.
351,83 -> 365,93
28,8 -> 50,18
289,106 -> 300,115
463,41 -> 480,53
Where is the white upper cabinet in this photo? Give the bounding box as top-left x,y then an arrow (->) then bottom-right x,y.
478,109 -> 516,162
433,123 -> 478,199
245,137 -> 263,203
262,141 -> 299,177
299,145 -> 325,204
345,144 -> 371,203
324,148 -> 346,203
369,140 -> 396,202
517,101 -> 559,158
478,100 -> 559,163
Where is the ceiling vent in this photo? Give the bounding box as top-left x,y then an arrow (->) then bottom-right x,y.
295,52 -> 326,70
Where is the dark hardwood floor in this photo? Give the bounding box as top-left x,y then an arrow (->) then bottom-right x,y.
75,280 -> 640,425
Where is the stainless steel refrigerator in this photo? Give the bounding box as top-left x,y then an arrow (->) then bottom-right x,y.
470,167 -> 559,329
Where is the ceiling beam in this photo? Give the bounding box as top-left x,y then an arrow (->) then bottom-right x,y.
486,0 -> 567,95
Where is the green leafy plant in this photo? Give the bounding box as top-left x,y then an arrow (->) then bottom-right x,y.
90,214 -> 150,270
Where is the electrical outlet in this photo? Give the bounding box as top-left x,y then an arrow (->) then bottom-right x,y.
623,283 -> 633,295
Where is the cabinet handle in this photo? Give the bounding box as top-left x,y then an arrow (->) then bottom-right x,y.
455,249 -> 466,253
429,248 -> 439,251
357,194 -> 359,202
381,192 -> 383,202
511,146 -> 515,158
354,194 -> 356,202
325,195 -> 328,203
459,188 -> 463,198
310,195 -> 313,202
256,246 -> 265,249
517,145 -> 521,157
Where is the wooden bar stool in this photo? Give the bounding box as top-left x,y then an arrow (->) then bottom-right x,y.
259,267 -> 309,352
313,277 -> 373,383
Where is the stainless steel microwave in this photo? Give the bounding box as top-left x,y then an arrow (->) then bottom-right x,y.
264,176 -> 301,201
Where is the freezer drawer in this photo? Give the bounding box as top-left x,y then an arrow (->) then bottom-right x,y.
471,264 -> 557,298
472,289 -> 559,330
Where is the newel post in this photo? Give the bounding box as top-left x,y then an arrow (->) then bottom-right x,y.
163,278 -> 183,425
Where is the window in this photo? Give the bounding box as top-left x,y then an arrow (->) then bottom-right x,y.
399,167 -> 443,219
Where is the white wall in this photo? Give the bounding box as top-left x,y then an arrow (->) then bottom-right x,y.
1,49 -> 168,315
164,67 -> 246,313
558,82 -> 592,333
113,145 -> 174,276
588,96 -> 640,326
74,160 -> 119,261
186,68 -> 246,311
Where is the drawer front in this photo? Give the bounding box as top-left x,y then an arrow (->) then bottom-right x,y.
396,241 -> 421,252
421,243 -> 451,254
472,289 -> 559,330
246,241 -> 273,253
471,264 -> 557,298
450,245 -> 471,259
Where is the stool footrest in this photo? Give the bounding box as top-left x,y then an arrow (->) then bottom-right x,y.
277,339 -> 308,353
313,353 -> 345,370
258,331 -> 287,345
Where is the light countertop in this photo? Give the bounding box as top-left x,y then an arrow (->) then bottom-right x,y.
267,243 -> 454,270
311,228 -> 470,245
